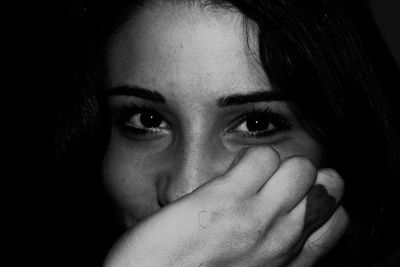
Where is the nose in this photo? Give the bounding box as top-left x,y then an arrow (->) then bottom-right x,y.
158,137 -> 237,206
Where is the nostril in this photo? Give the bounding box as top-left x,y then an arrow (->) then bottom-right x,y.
158,196 -> 166,208
156,176 -> 169,207
156,147 -> 237,206
158,172 -> 202,206
160,184 -> 191,206
157,188 -> 173,207
157,175 -> 190,206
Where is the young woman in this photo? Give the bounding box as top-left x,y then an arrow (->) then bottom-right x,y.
52,0 -> 400,266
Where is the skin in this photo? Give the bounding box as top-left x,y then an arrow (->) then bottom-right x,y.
103,3 -> 348,266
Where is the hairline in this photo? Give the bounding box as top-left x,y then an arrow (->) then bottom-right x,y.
105,0 -> 259,88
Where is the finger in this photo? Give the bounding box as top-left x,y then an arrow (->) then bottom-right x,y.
257,156 -> 317,216
222,146 -> 280,195
260,197 -> 307,259
302,168 -> 344,238
288,206 -> 349,267
267,184 -> 334,259
314,168 -> 344,201
282,169 -> 345,265
260,168 -> 342,250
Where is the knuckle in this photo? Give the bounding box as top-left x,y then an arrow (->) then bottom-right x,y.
242,217 -> 264,240
232,200 -> 267,236
222,209 -> 265,248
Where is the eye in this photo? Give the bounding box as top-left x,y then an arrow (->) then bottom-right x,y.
236,113 -> 274,133
126,110 -> 169,131
229,108 -> 291,138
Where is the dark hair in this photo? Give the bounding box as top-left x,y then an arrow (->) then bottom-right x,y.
53,0 -> 400,265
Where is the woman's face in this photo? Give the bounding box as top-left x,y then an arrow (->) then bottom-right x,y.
103,3 -> 324,228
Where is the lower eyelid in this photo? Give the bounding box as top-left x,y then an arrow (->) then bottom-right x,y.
124,123 -> 168,132
238,129 -> 281,137
119,125 -> 170,141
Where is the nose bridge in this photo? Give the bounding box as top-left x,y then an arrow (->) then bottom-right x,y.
159,133 -> 235,205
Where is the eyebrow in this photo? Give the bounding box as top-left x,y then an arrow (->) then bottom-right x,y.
106,86 -> 166,103
217,91 -> 289,107
107,86 -> 288,106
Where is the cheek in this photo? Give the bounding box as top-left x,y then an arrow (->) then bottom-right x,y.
271,130 -> 325,167
101,135 -> 162,225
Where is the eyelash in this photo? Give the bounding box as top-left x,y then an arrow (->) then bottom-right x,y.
118,103 -> 292,139
119,103 -> 170,135
227,107 -> 292,139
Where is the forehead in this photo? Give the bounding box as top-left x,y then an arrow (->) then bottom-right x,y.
107,3 -> 270,100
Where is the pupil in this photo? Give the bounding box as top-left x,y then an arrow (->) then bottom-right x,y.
246,116 -> 270,132
140,112 -> 162,128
